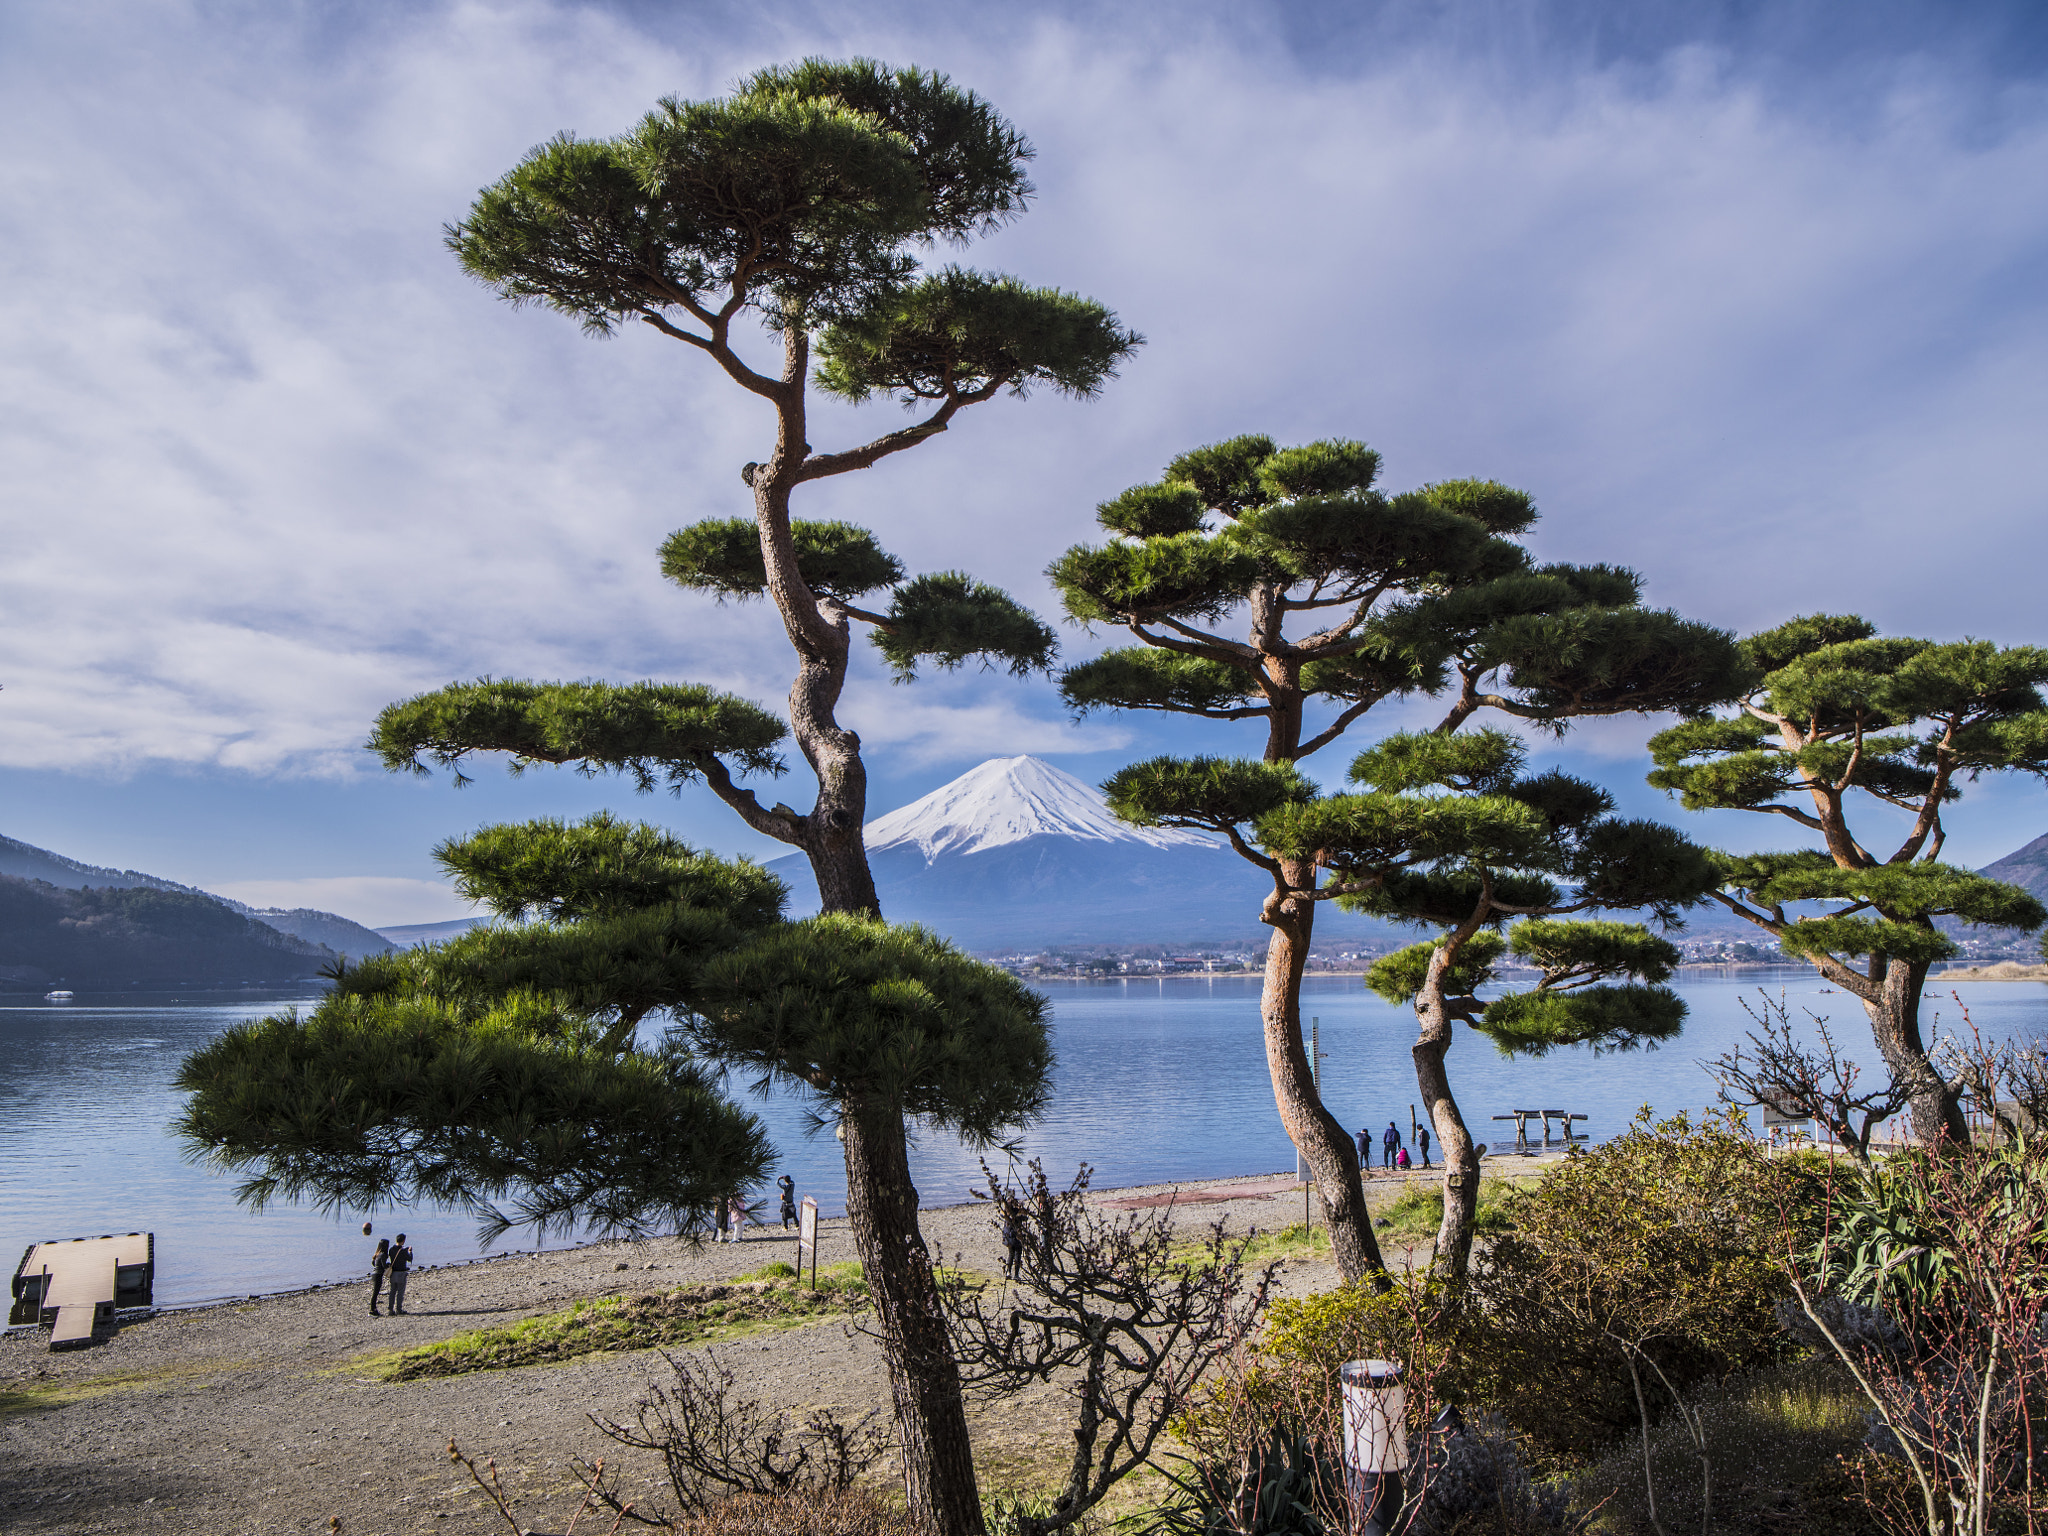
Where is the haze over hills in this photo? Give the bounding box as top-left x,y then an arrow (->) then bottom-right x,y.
0,832 -> 394,987
767,756 -> 1403,952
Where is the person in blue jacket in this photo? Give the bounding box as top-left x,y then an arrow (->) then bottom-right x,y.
1382,1122 -> 1401,1169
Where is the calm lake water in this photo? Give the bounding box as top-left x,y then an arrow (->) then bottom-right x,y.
4,971 -> 2044,1308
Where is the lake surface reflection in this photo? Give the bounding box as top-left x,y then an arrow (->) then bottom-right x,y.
3,971 -> 2043,1307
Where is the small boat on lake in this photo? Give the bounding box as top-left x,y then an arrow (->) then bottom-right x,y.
43,989 -> 74,1001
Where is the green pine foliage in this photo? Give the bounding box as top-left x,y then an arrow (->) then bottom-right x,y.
371,678 -> 789,792
1645,615 -> 2048,1136
178,816 -> 791,1239
870,571 -> 1058,681
690,913 -> 1052,1143
659,519 -> 906,601
1295,730 -> 1713,1057
434,812 -> 787,925
176,991 -> 772,1242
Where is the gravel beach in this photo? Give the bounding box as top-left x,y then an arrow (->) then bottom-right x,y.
0,1167 -> 1471,1536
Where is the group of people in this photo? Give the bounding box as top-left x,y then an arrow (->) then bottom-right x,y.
716,1174 -> 803,1243
1359,1119 -> 1431,1173
364,1174 -> 809,1312
367,1234 -> 412,1316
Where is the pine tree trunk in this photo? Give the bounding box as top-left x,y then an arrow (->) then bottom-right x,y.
1866,953 -> 1969,1145
753,462 -> 881,919
748,367 -> 978,1529
1411,993 -> 1480,1286
841,1098 -> 986,1536
1262,870 -> 1388,1286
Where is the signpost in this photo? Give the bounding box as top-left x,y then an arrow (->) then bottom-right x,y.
797,1196 -> 819,1291
1300,1018 -> 1324,1229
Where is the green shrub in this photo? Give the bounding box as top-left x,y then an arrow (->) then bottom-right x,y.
1463,1110 -> 1801,1457
1376,1179 -> 1519,1239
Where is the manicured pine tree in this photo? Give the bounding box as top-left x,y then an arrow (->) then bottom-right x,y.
361,62 -> 1132,1534
177,815 -> 1052,1536
1647,616 -> 2048,1143
1267,728 -> 1716,1282
1051,435 -> 1741,1283
177,814 -> 787,1240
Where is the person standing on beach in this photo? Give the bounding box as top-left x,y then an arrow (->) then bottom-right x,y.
778,1174 -> 797,1232
1000,1210 -> 1024,1280
1356,1126 -> 1371,1170
726,1194 -> 746,1243
369,1238 -> 390,1317
386,1234 -> 413,1314
1416,1124 -> 1432,1169
1382,1122 -> 1401,1170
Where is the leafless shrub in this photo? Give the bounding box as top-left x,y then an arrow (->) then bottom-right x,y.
582,1348 -> 892,1522
939,1159 -> 1277,1534
1713,991 -> 1915,1161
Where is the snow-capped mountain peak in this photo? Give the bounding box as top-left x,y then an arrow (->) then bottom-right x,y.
864,756 -> 1215,861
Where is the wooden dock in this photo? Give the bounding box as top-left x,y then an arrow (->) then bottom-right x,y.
10,1232 -> 154,1348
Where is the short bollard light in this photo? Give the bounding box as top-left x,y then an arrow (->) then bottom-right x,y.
1340,1358 -> 1407,1536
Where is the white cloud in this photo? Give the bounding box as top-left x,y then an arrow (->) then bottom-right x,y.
1,0 -> 2044,803
208,875 -> 478,928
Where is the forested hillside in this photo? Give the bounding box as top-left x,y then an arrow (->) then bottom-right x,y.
0,875 -> 337,987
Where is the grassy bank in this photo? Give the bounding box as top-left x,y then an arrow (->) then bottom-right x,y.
365,1262 -> 869,1382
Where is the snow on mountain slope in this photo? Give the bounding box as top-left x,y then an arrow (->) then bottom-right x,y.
863,756 -> 1212,861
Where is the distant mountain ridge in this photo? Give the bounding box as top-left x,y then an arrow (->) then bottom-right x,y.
0,832 -> 395,987
1982,832 -> 2048,904
769,756 -> 1400,951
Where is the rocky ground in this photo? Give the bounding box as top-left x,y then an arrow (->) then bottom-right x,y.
0,1163 -> 1504,1536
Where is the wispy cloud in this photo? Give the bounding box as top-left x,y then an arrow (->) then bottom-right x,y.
2,0 -> 2043,807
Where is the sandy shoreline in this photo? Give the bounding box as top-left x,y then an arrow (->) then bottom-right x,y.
0,1165 -> 1472,1536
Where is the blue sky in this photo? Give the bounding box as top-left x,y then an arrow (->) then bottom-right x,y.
2,0 -> 2045,925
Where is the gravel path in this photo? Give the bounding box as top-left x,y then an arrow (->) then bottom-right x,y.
0,1170 -> 1450,1536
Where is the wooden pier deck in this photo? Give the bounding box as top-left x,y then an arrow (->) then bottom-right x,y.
9,1231 -> 154,1348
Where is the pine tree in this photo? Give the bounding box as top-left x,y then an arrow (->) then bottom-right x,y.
176,814 -> 787,1240
359,62 -> 1130,1533
1647,615 -> 2048,1142
1051,435 -> 1741,1283
176,816 -> 1052,1536
1281,728 -> 1716,1282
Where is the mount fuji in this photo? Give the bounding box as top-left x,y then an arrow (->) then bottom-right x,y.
766,756 -> 1394,951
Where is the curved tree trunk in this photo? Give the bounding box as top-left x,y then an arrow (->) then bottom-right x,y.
1412,992 -> 1481,1287
750,345 -> 980,1532
842,1097 -> 986,1535
1263,868 -> 1388,1286
1867,953 -> 1969,1146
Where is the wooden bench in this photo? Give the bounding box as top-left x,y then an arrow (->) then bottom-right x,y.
10,1233 -> 154,1349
